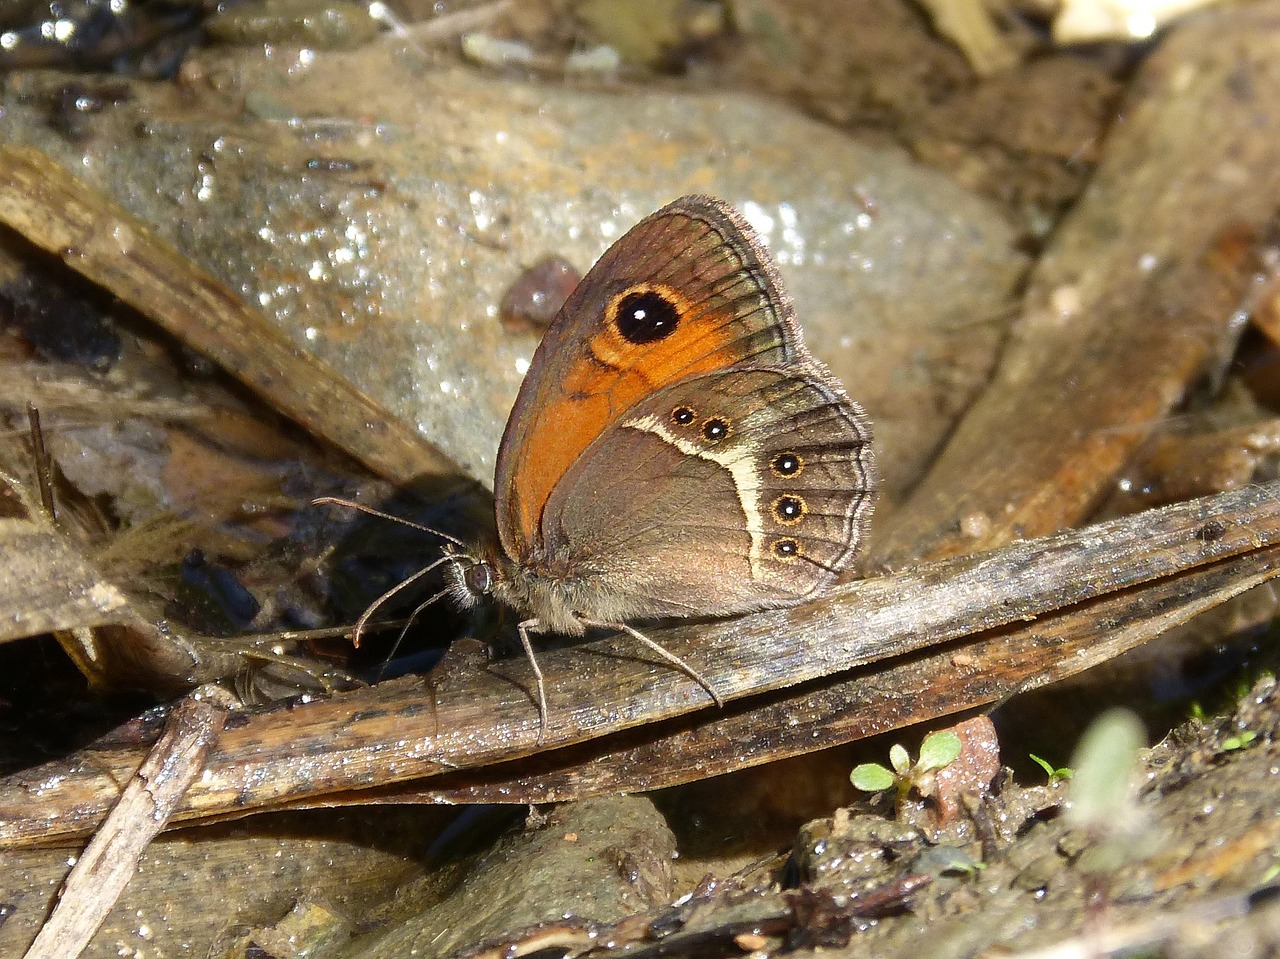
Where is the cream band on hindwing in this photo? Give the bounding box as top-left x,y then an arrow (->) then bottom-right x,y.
622,412 -> 769,576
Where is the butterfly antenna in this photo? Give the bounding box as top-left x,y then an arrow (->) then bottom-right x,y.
375,585 -> 453,681
312,496 -> 471,550
351,554 -> 455,648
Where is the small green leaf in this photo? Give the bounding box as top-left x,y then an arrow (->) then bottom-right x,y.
918,731 -> 963,771
888,743 -> 911,775
1261,862 -> 1280,885
1222,730 -> 1258,751
1029,753 -> 1072,783
913,845 -> 984,876
851,763 -> 896,792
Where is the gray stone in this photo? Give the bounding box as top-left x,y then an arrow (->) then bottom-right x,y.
1,37 -> 1026,497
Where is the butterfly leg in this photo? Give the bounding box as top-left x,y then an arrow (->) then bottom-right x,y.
517,619 -> 550,743
582,620 -> 724,708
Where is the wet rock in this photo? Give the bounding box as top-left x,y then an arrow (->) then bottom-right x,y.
354,796 -> 675,956
0,37 -> 1026,500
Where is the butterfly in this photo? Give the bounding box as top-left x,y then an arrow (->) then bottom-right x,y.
323,195 -> 876,739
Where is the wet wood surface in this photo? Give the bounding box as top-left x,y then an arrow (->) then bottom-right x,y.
2,479 -> 1277,845
21,698 -> 223,959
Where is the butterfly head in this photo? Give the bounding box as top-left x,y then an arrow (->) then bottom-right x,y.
441,542 -> 497,611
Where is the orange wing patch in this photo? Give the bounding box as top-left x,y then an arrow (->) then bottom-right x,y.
506,284 -> 751,557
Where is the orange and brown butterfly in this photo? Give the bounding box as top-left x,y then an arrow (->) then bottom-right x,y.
319,195 -> 876,739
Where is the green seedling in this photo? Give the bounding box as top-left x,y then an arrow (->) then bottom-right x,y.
1221,729 -> 1258,751
1188,670 -> 1274,727
1029,753 -> 1073,784
850,730 -> 963,810
945,857 -> 986,878
913,844 -> 986,878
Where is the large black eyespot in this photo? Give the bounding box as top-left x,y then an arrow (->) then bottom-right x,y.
671,406 -> 696,426
772,495 -> 806,525
702,418 -> 731,442
771,452 -> 803,476
772,538 -> 801,560
613,289 -> 680,344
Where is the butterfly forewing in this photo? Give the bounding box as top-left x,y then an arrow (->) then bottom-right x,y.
495,196 -> 807,564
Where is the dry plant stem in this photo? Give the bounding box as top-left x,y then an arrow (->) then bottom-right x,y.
21,697 -> 224,959
24,404 -> 55,521
874,8 -> 1280,565
916,0 -> 1019,75
0,456 -> 235,689
390,0 -> 512,44
416,524 -> 1280,803
2,480 -> 1278,844
0,465 -> 131,644
0,144 -> 456,486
